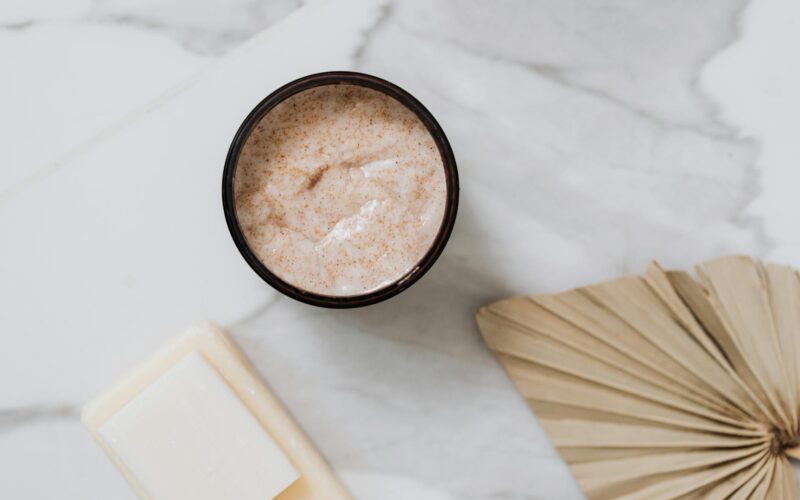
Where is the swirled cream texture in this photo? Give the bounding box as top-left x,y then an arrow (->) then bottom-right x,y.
233,84 -> 447,296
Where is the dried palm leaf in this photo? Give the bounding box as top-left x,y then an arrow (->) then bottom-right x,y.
477,256 -> 800,499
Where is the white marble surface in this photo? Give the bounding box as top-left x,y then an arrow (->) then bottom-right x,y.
1,0 -> 798,498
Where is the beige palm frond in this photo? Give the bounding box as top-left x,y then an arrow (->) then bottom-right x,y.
477,255 -> 800,499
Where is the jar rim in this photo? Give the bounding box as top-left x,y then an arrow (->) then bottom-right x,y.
222,71 -> 459,308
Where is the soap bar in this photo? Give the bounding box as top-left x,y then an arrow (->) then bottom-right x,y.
82,322 -> 351,500
96,351 -> 299,499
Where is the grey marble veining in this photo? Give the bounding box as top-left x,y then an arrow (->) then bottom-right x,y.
0,0 -> 301,54
88,0 -> 304,54
0,404 -> 78,434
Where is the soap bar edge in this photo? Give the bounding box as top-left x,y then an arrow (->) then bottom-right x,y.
82,320 -> 352,500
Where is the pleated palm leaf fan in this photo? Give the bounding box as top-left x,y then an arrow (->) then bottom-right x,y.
477,255 -> 800,499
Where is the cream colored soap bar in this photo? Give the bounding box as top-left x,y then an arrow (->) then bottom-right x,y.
82,322 -> 351,500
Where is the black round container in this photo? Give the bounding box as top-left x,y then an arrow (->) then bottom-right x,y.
222,71 -> 459,308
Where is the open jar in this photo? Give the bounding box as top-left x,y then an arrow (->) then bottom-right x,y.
222,72 -> 458,308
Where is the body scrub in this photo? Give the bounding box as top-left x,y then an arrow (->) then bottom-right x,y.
224,73 -> 458,307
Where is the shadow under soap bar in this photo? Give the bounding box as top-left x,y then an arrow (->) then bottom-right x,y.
82,322 -> 350,500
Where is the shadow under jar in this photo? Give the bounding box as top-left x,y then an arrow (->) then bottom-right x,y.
222,72 -> 459,308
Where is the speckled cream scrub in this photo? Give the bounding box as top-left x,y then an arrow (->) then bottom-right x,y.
223,73 -> 458,307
